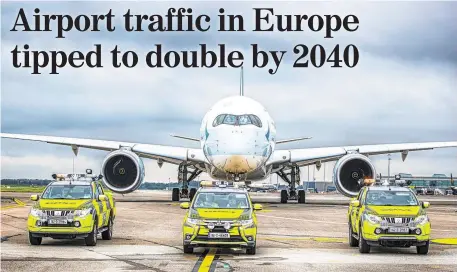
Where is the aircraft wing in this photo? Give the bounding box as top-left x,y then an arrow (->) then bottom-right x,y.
268,141 -> 457,167
0,133 -> 207,165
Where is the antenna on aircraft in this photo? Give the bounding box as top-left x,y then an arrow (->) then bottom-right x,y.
239,66 -> 244,96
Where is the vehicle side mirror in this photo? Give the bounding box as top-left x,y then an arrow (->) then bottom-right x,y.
422,201 -> 430,208
30,194 -> 39,201
180,202 -> 190,209
253,204 -> 263,211
350,200 -> 360,207
98,195 -> 107,201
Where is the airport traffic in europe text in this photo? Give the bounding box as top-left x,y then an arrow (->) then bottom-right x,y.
9,7 -> 360,75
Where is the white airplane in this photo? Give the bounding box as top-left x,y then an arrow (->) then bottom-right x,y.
2,69 -> 457,203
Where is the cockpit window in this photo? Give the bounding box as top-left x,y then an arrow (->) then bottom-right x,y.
213,114 -> 262,127
224,115 -> 237,125
212,114 -> 226,127
238,115 -> 252,125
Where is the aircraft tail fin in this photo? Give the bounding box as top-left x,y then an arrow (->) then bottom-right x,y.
239,66 -> 244,96
276,137 -> 313,144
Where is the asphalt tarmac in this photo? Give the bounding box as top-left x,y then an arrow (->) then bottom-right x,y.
1,191 -> 456,272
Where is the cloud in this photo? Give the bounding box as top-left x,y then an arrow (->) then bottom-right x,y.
1,1 -> 456,181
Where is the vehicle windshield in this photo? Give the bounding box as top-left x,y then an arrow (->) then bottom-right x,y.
193,192 -> 250,209
365,190 -> 418,206
41,185 -> 93,199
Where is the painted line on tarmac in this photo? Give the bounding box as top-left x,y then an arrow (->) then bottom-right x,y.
195,248 -> 218,272
13,198 -> 26,206
0,200 -> 26,211
257,214 -> 346,225
431,238 -> 457,245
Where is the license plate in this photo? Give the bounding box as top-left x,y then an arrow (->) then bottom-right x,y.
208,233 -> 230,238
48,219 -> 67,225
388,227 -> 409,233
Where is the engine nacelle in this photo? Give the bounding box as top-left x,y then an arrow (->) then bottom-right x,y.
333,153 -> 376,197
101,150 -> 145,194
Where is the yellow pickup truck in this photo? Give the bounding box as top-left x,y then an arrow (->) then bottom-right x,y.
348,186 -> 430,254
28,176 -> 116,246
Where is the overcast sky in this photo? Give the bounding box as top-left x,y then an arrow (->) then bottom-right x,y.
1,1 -> 456,183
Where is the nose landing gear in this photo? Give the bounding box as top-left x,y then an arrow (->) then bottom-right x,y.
277,165 -> 306,204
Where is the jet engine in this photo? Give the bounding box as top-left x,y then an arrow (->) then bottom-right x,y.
333,153 -> 376,197
100,150 -> 145,194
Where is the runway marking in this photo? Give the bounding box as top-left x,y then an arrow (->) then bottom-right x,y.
257,214 -> 346,225
13,198 -> 26,206
0,198 -> 27,211
431,238 -> 457,245
198,248 -> 217,272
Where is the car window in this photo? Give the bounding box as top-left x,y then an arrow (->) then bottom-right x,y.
193,192 -> 250,209
365,190 -> 418,206
41,185 -> 93,199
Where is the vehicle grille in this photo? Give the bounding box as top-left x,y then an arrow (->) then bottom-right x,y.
195,235 -> 244,242
44,210 -> 74,217
382,217 -> 414,225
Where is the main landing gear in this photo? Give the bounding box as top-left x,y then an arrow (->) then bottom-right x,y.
172,163 -> 202,202
277,165 -> 306,204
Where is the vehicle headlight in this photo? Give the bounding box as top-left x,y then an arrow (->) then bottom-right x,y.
30,208 -> 44,217
74,208 -> 92,217
414,215 -> 428,225
363,213 -> 382,224
240,219 -> 253,226
186,217 -> 202,226
239,219 -> 255,228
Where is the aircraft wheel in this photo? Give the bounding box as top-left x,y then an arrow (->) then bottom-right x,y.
172,188 -> 180,201
189,188 -> 197,201
298,190 -> 306,204
280,190 -> 288,203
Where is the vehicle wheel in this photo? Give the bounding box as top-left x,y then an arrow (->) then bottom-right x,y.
298,190 -> 306,204
102,217 -> 113,240
246,244 -> 256,255
28,232 -> 42,245
189,188 -> 197,201
183,245 -> 193,254
348,223 -> 358,247
172,188 -> 180,202
280,190 -> 288,204
358,225 -> 370,253
417,241 -> 429,255
85,220 -> 98,246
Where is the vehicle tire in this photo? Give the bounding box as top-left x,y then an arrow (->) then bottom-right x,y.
189,188 -> 197,201
183,245 -> 193,254
101,216 -> 113,240
417,241 -> 429,255
348,223 -> 358,247
85,220 -> 98,246
246,244 -> 256,255
298,190 -> 306,204
28,232 -> 42,245
358,225 -> 370,253
280,190 -> 288,204
172,188 -> 180,202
